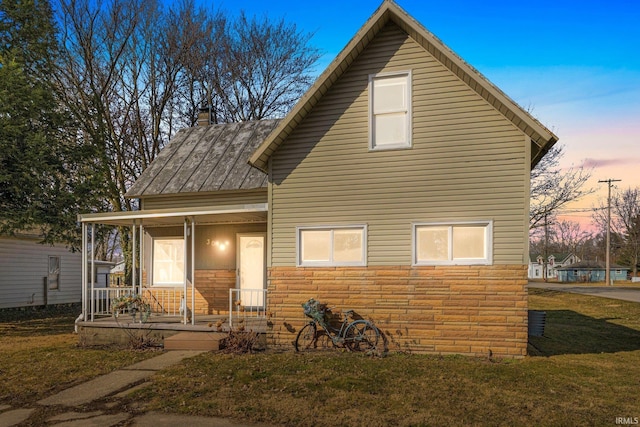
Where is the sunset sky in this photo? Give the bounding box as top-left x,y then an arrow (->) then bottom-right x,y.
223,0 -> 639,228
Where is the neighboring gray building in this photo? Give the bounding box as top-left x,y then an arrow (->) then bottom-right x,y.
0,234 -> 82,308
556,260 -> 629,283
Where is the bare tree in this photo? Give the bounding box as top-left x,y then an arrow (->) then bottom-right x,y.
51,0 -> 321,272
554,219 -> 593,258
530,219 -> 592,259
195,11 -> 322,124
530,145 -> 593,230
52,0 -> 220,271
593,187 -> 640,276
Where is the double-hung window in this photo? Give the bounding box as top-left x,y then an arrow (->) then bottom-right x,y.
413,221 -> 493,266
369,71 -> 411,150
297,226 -> 367,267
152,238 -> 184,286
48,256 -> 60,290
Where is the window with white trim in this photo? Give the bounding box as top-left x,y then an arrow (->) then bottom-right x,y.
297,226 -> 367,267
152,238 -> 184,286
413,221 -> 493,265
369,71 -> 411,150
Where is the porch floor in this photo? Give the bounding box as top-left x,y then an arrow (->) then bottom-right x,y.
77,314 -> 268,348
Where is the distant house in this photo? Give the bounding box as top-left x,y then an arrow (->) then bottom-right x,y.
556,261 -> 629,283
109,261 -> 126,286
528,253 -> 580,280
0,234 -> 82,309
78,0 -> 558,357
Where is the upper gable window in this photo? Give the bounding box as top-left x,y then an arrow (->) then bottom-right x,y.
369,71 -> 412,150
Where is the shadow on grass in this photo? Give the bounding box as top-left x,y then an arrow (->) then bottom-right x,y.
0,305 -> 79,337
528,309 -> 640,356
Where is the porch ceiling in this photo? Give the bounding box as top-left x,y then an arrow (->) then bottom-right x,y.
77,203 -> 268,226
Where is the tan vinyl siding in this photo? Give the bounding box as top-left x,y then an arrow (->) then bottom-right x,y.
141,189 -> 267,210
270,22 -> 529,267
0,237 -> 82,308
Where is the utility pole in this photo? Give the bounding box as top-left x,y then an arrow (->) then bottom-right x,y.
543,211 -> 549,282
599,179 -> 621,286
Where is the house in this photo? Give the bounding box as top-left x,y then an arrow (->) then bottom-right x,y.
77,0 -> 557,357
0,234 -> 82,309
556,261 -> 629,283
92,260 -> 116,288
528,253 -> 580,280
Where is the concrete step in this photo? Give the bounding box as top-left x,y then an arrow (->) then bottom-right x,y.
163,332 -> 226,351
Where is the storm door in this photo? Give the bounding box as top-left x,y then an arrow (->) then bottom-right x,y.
236,233 -> 266,307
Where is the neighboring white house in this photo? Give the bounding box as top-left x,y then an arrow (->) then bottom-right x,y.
528,253 -> 580,280
0,234 -> 83,309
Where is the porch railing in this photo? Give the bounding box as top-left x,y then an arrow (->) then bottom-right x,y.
141,287 -> 185,316
90,287 -> 135,319
89,286 -> 188,320
229,288 -> 268,328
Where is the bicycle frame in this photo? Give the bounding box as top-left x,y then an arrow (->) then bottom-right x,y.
310,310 -> 352,346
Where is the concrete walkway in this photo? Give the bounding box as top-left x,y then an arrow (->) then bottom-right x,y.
528,282 -> 640,303
0,350 -> 271,427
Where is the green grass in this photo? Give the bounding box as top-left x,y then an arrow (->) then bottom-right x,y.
2,291 -> 640,425
127,289 -> 640,426
0,305 -> 158,406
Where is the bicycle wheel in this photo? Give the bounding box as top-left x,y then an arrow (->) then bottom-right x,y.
295,323 -> 319,352
344,320 -> 379,352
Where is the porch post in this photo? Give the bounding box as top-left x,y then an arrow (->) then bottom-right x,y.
191,217 -> 195,325
81,222 -> 87,321
139,223 -> 144,294
90,223 -> 95,321
183,218 -> 188,324
132,220 -> 137,294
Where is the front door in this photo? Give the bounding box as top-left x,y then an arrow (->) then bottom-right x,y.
237,233 -> 266,307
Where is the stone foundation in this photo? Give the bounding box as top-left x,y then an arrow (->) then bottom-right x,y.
266,265 -> 528,357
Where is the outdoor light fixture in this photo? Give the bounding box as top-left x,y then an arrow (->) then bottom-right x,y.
214,240 -> 230,251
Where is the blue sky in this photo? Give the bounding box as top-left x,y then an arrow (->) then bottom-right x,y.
220,0 -> 639,227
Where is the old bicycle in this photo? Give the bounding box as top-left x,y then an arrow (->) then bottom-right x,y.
294,298 -> 380,352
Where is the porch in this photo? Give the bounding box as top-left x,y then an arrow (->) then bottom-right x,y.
77,203 -> 270,348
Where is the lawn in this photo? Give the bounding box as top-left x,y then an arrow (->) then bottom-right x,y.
128,288 -> 640,426
1,291 -> 639,426
0,305 -> 157,406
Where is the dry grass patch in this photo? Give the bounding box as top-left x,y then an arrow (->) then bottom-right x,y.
126,289 -> 640,426
0,306 -> 158,406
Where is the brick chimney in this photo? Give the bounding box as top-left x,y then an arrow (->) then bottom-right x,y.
197,106 -> 210,126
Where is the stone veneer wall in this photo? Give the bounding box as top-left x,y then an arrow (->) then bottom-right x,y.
192,269 -> 236,314
266,265 -> 528,358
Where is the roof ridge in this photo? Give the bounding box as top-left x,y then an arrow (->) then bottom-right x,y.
249,0 -> 558,172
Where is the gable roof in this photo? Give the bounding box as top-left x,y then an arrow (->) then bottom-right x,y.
249,0 -> 557,173
126,119 -> 279,198
530,253 -> 578,263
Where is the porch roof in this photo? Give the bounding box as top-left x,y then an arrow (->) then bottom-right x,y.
77,203 -> 268,227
